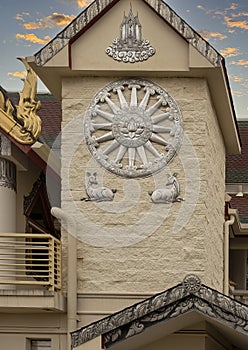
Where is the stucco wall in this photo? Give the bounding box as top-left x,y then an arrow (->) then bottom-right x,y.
0,313 -> 66,350
61,76 -> 225,305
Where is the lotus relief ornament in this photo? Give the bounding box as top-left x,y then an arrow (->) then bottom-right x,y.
106,4 -> 155,63
84,78 -> 183,179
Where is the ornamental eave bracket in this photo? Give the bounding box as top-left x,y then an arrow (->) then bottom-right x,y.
0,58 -> 42,145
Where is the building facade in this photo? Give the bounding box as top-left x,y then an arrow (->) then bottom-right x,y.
0,0 -> 247,349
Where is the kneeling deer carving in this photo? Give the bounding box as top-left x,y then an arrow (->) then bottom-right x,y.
150,173 -> 184,203
82,172 -> 116,202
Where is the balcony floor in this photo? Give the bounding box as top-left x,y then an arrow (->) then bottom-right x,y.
0,289 -> 66,313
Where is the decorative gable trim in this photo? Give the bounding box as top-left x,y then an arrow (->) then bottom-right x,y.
71,275 -> 248,348
34,0 -> 120,67
143,0 -> 221,66
34,0 -> 222,68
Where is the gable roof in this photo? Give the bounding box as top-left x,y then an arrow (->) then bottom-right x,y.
34,0 -> 222,68
28,0 -> 241,155
226,121 -> 248,223
71,275 -> 248,349
227,121 -> 248,184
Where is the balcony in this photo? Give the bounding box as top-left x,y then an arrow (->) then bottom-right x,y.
0,233 -> 65,312
231,289 -> 248,305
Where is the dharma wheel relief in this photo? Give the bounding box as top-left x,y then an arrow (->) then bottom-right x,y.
83,78 -> 184,203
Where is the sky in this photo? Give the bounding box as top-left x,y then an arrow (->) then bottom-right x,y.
0,0 -> 248,119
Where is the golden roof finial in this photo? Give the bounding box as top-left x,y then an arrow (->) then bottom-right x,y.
0,58 -> 42,144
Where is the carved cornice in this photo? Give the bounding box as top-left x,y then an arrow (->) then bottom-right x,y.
0,58 -> 41,145
0,159 -> 16,191
71,275 -> 248,348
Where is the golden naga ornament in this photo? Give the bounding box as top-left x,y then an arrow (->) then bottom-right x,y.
0,58 -> 41,144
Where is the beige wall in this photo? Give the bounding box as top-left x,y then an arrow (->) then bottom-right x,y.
61,75 -> 225,326
138,334 -> 205,350
136,333 -> 228,350
74,326 -> 229,350
0,313 -> 66,350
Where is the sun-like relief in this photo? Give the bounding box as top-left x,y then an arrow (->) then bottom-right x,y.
84,79 -> 183,178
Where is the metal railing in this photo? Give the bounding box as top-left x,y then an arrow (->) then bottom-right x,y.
0,233 -> 61,291
232,290 -> 248,305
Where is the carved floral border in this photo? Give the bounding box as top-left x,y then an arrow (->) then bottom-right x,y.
71,275 -> 248,348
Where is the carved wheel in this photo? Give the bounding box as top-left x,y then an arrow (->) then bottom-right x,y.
84,78 -> 183,178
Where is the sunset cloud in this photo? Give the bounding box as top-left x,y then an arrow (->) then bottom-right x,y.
224,16 -> 248,30
220,47 -> 240,58
230,59 -> 248,66
231,12 -> 248,18
197,3 -> 238,17
232,90 -> 246,97
15,12 -> 30,22
228,3 -> 238,11
199,30 -> 227,41
8,71 -> 27,79
23,12 -> 75,30
230,75 -> 244,83
77,0 -> 92,8
241,80 -> 248,88
16,33 -> 51,44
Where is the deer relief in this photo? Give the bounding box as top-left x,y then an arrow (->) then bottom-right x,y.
150,173 -> 184,204
82,172 -> 116,202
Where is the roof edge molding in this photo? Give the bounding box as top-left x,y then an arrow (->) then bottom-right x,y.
0,58 -> 42,145
34,0 -> 222,68
71,274 -> 248,348
143,0 -> 222,66
34,0 -> 120,66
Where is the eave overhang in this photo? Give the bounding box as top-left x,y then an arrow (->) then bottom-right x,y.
0,127 -> 60,180
71,275 -> 248,350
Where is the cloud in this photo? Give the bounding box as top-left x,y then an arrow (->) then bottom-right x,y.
199,30 -> 227,41
241,80 -> 248,88
16,33 -> 51,44
197,3 -> 237,17
232,90 -> 246,97
224,16 -> 248,30
196,3 -> 241,22
77,0 -> 92,8
8,71 -> 27,79
230,75 -> 244,83
228,3 -> 238,11
23,12 -> 75,30
230,59 -> 248,66
15,12 -> 30,22
220,47 -> 240,58
232,12 -> 248,18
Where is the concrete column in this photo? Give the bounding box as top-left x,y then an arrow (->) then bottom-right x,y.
0,158 -> 17,289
